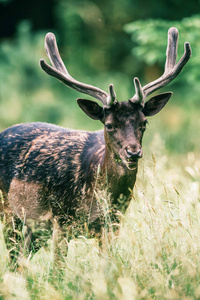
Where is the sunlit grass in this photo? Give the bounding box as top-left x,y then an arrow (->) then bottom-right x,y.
0,135 -> 200,299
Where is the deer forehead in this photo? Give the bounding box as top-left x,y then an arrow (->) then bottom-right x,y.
104,101 -> 146,125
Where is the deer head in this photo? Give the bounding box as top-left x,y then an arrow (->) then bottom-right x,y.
40,27 -> 191,170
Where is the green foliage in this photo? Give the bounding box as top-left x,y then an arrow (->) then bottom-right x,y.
0,21 -> 51,127
0,5 -> 199,154
124,15 -> 200,105
123,15 -> 200,153
0,19 -> 132,132
0,1 -> 200,298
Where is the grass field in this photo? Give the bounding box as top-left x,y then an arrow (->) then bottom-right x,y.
0,15 -> 199,299
0,132 -> 199,300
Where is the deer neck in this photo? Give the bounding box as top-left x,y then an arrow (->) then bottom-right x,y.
102,145 -> 138,203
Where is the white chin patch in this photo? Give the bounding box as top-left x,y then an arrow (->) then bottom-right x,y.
122,159 -> 138,170
126,163 -> 138,170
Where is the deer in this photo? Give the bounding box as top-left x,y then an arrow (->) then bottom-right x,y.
0,27 -> 191,260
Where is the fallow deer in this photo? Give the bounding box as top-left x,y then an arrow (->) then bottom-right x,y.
0,27 -> 191,257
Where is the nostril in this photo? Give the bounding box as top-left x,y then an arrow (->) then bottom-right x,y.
126,149 -> 134,158
126,148 -> 142,159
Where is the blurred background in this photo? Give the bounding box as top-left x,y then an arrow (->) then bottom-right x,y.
0,0 -> 200,155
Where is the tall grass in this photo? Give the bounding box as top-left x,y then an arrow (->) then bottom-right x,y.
0,134 -> 199,299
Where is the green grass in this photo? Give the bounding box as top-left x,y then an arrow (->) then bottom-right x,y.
0,134 -> 200,299
0,19 -> 199,299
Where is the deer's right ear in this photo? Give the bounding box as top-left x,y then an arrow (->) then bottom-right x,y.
77,99 -> 104,120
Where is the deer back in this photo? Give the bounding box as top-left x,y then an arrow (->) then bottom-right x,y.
0,122 -> 105,223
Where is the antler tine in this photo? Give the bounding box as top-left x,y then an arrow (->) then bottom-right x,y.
40,32 -> 116,106
45,32 -> 70,77
142,40 -> 191,98
106,84 -> 117,107
130,27 -> 191,105
133,77 -> 144,105
164,27 -> 178,73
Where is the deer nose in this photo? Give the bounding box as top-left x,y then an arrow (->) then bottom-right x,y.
126,148 -> 142,160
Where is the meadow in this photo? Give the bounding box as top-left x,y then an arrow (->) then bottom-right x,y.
0,13 -> 200,300
0,126 -> 199,299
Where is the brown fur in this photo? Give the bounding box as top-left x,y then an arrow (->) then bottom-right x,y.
0,97 -> 172,259
0,27 -> 190,259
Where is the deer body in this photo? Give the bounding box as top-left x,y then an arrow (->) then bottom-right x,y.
0,27 -> 191,257
0,123 -> 104,222
0,102 -> 141,226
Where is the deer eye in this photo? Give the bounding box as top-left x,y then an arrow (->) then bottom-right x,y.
105,124 -> 114,131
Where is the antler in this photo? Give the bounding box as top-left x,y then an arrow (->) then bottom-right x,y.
130,27 -> 192,106
40,33 -> 116,107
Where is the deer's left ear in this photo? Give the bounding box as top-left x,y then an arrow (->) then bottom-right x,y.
77,99 -> 104,120
142,92 -> 172,116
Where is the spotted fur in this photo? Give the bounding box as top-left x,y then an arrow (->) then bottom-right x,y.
0,92 -> 176,264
